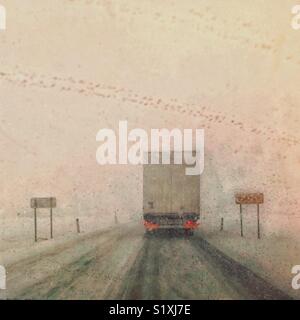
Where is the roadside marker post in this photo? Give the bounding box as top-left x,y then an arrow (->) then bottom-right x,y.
76,218 -> 80,233
220,217 -> 224,231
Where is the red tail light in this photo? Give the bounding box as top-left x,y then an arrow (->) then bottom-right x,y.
144,220 -> 160,231
183,220 -> 199,230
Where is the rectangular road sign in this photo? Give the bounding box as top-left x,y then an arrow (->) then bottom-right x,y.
31,197 -> 56,209
235,193 -> 264,205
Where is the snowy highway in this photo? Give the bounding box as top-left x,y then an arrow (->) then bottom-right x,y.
5,224 -> 291,300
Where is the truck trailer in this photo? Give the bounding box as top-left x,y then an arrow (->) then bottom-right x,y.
143,153 -> 200,235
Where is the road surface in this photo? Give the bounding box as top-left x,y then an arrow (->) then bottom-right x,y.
5,224 -> 291,300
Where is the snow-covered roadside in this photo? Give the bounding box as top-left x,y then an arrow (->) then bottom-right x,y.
199,226 -> 300,300
0,215 -> 120,267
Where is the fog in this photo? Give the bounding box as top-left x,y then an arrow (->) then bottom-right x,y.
0,0 -> 299,238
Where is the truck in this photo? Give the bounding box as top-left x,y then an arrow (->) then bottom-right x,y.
143,152 -> 200,235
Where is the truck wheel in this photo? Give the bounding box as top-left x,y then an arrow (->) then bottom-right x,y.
145,229 -> 153,237
185,229 -> 194,236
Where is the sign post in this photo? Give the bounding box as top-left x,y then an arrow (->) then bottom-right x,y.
257,204 -> 260,239
239,204 -> 243,237
50,207 -> 53,239
235,193 -> 264,239
34,207 -> 37,242
31,197 -> 56,242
